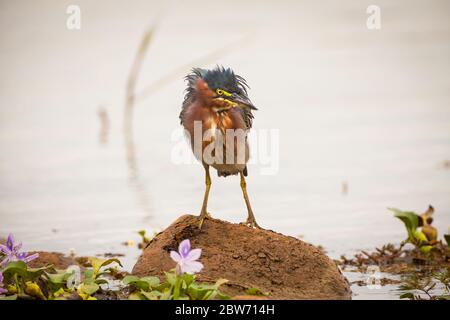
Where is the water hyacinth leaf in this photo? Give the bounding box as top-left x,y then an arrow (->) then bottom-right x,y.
140,290 -> 161,300
122,275 -> 158,290
217,292 -> 230,300
26,264 -> 54,278
25,281 -> 46,300
141,276 -> 160,287
125,280 -> 149,290
164,271 -> 176,286
128,292 -> 145,300
78,293 -> 97,300
182,273 -> 195,287
137,230 -> 152,243
138,230 -> 146,237
122,275 -> 140,285
95,278 -> 109,285
1,261 -> 28,279
187,283 -> 213,300
389,208 -> 419,232
89,257 -> 122,276
419,245 -> 433,253
399,292 -> 415,299
46,270 -> 72,284
53,288 -> 66,298
245,287 -> 268,296
83,269 -> 95,284
79,283 -> 99,295
414,230 -> 428,242
160,288 -> 172,300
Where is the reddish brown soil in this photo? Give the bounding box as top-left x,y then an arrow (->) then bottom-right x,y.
132,215 -> 352,299
28,251 -> 78,269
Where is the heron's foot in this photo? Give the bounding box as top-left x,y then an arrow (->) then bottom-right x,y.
198,211 -> 211,229
240,218 -> 261,229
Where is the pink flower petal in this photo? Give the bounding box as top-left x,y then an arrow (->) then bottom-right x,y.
182,261 -> 203,274
186,248 -> 202,262
23,253 -> 39,263
13,242 -> 22,253
178,239 -> 191,258
0,244 -> 8,254
170,251 -> 181,263
6,234 -> 14,251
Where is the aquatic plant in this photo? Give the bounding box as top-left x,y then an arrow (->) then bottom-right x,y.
398,270 -> 450,300
0,234 -> 39,266
389,206 -> 439,253
170,239 -> 203,275
0,236 -> 231,300
124,239 -> 228,300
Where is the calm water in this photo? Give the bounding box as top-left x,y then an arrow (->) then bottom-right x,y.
1,0 -> 449,299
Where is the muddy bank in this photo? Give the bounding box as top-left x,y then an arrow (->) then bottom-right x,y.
132,215 -> 352,300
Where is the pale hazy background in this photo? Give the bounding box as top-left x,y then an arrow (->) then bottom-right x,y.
1,0 -> 449,284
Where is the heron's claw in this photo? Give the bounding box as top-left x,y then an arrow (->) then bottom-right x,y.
198,211 -> 211,229
240,219 -> 261,229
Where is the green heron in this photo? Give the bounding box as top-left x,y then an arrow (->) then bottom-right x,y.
179,66 -> 260,229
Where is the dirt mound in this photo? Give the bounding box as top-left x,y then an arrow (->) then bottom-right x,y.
132,215 -> 351,299
28,252 -> 78,269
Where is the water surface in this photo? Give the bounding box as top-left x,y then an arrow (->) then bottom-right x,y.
1,0 -> 449,299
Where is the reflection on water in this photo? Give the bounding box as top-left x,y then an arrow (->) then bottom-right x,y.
1,0 -> 450,298
124,28 -> 155,222
97,107 -> 109,145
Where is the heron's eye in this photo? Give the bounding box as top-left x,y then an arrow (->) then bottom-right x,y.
216,89 -> 232,97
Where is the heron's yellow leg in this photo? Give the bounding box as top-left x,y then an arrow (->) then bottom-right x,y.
198,165 -> 212,229
240,172 -> 260,228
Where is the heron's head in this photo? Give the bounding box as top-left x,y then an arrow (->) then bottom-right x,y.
184,66 -> 257,111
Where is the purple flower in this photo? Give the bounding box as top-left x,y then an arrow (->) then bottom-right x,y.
0,233 -> 39,267
170,239 -> 203,274
0,272 -> 6,295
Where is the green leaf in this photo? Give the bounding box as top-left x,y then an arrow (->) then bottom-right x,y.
46,271 -> 72,284
182,273 -> 195,287
79,283 -> 99,295
164,271 -> 176,286
245,287 -> 268,296
213,278 -> 228,289
419,245 -> 433,253
128,292 -> 145,300
399,292 -> 414,299
26,265 -> 53,279
53,288 -> 67,298
122,275 -> 140,285
0,294 -> 18,300
83,269 -> 95,284
95,278 -> 109,285
217,291 -> 230,300
160,288 -> 172,300
25,281 -> 46,300
389,208 -> 419,239
140,290 -> 162,300
187,283 -> 212,300
141,276 -> 160,288
2,261 -> 28,278
138,230 -> 145,236
123,275 -> 160,291
89,257 -> 122,276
